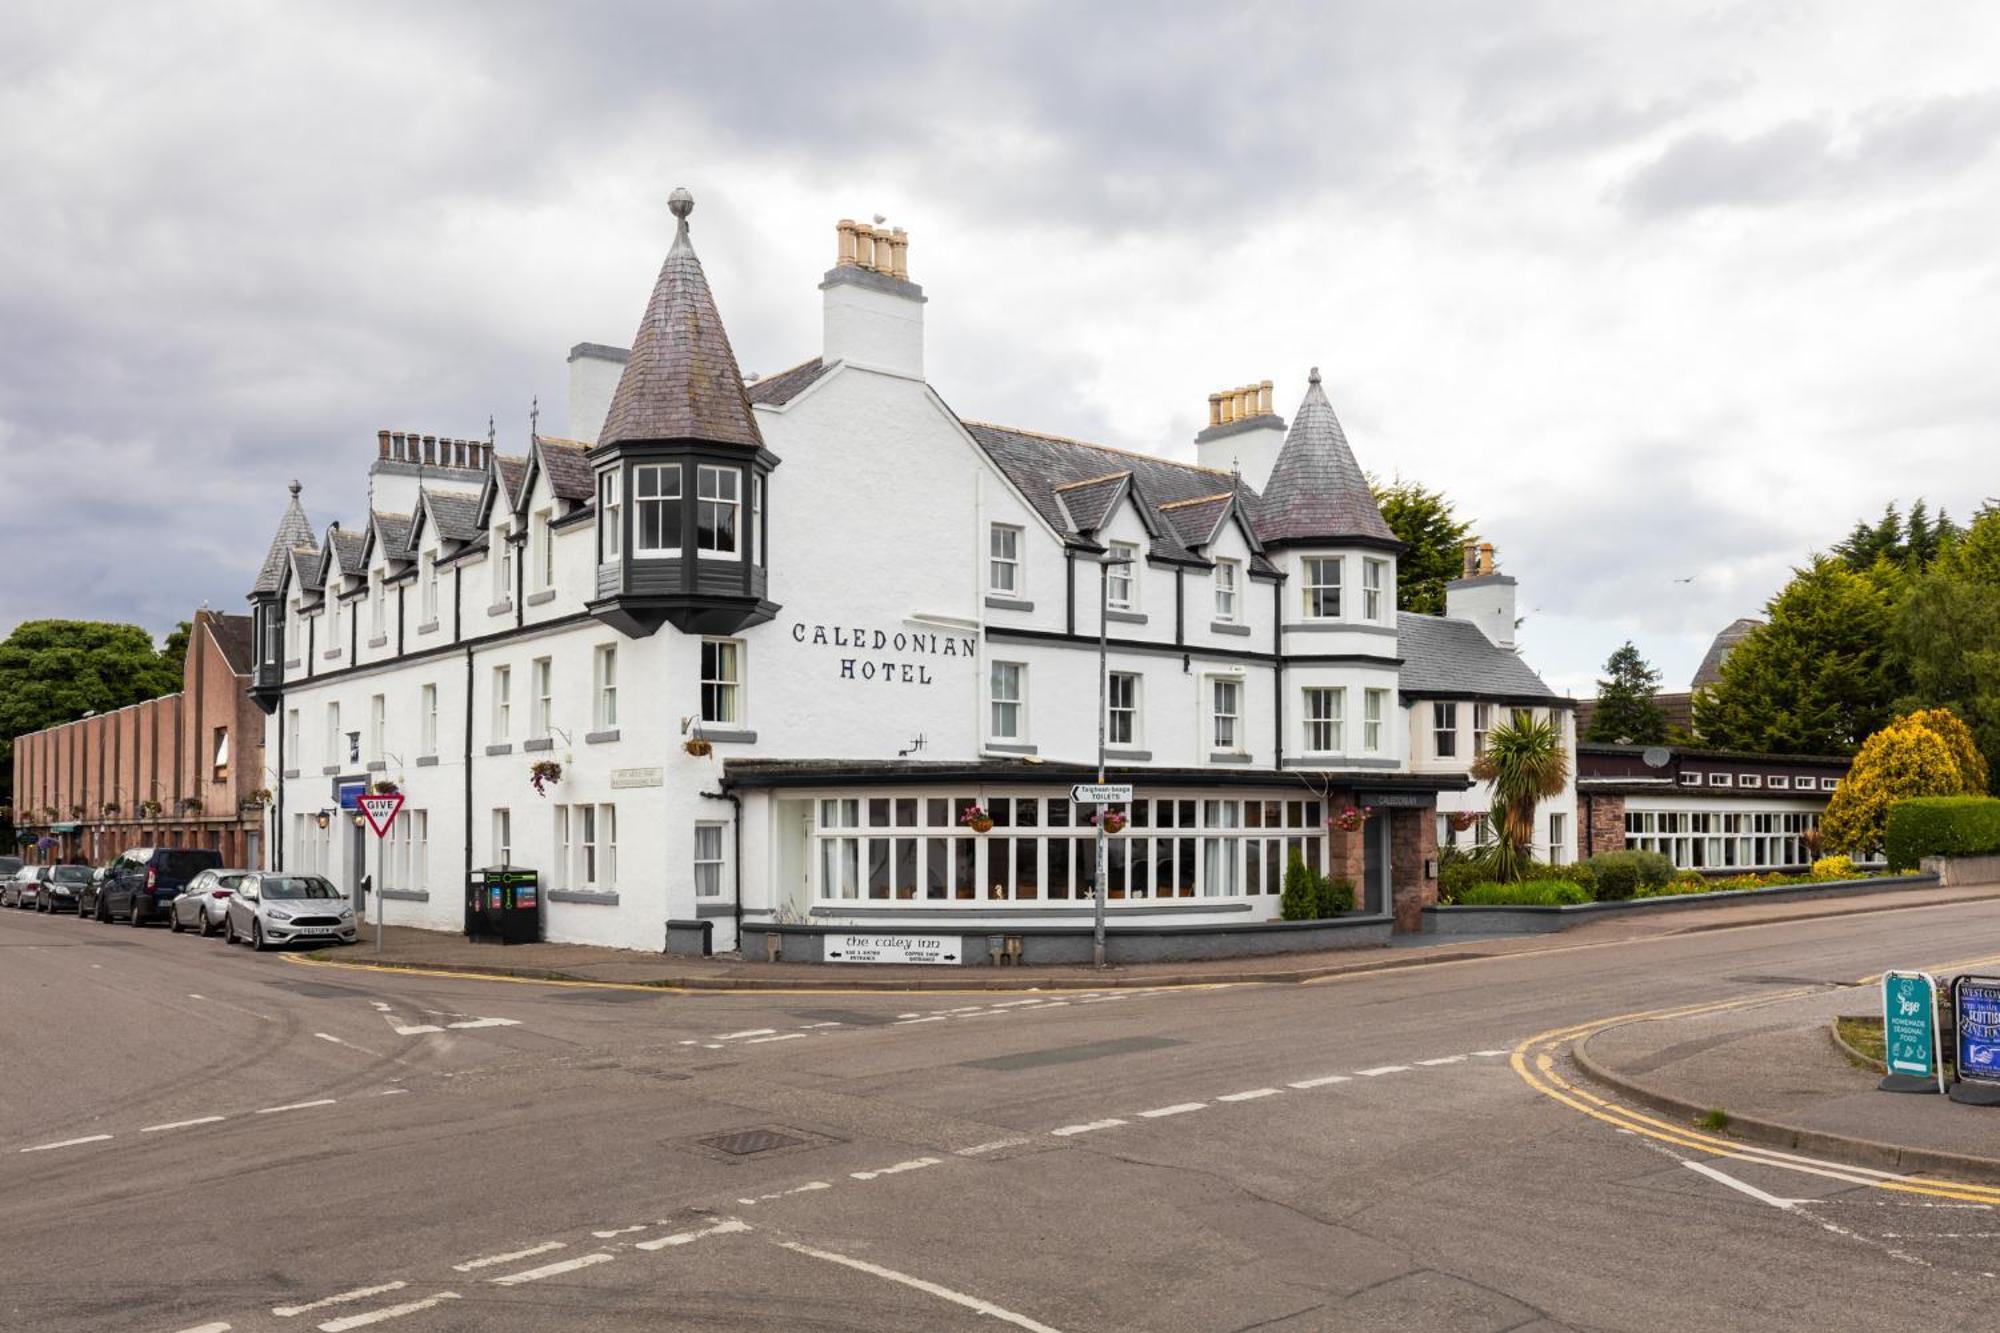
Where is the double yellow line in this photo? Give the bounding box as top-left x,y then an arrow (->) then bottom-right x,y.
1512,951 -> 2000,1205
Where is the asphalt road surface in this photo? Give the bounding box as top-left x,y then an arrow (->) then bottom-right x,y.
6,900 -> 2000,1333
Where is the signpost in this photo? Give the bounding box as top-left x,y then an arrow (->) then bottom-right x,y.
1950,975 -> 2000,1106
1880,970 -> 1944,1094
357,792 -> 404,956
824,934 -> 962,966
1071,783 -> 1134,805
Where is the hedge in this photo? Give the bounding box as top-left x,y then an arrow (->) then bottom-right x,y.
1579,850 -> 1675,901
1884,796 -> 2000,871
1452,879 -> 1592,907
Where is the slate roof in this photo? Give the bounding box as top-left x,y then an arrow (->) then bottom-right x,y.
1052,474 -> 1130,533
1256,370 -> 1400,548
597,190 -> 764,450
494,453 -> 529,510
1692,618 -> 1762,689
1396,613 -> 1562,702
746,357 -> 832,406
372,512 -> 413,563
534,438 -> 596,504
423,489 -> 484,543
251,482 -> 315,595
327,527 -> 367,579
207,613 -> 255,674
290,546 -> 323,595
1158,493 -> 1234,550
966,422 -> 1243,565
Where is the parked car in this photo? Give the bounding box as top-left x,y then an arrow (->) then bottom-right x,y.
0,855 -> 22,879
36,865 -> 92,914
224,873 -> 357,950
3,866 -> 44,909
89,847 -> 225,925
169,869 -> 251,936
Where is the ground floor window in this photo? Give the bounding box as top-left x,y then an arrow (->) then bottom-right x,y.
694,823 -> 725,898
385,809 -> 428,891
556,804 -> 617,890
1624,807 -> 1820,870
808,792 -> 1326,904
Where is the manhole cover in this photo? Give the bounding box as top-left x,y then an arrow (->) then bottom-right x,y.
699,1129 -> 807,1156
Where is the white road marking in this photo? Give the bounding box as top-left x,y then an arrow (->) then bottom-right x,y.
142,1115 -> 226,1133
1684,1160 -> 1810,1210
1050,1119 -> 1126,1136
391,1024 -> 443,1036
188,994 -> 207,1000
799,1021 -> 842,1028
957,1137 -> 1033,1156
746,1032 -> 807,1044
20,1134 -> 112,1153
593,1224 -> 648,1237
170,1323 -> 232,1333
1217,1088 -> 1281,1102
1416,1055 -> 1467,1066
894,1016 -> 948,1025
702,1043 -> 724,1049
989,999 -> 1049,1008
740,1181 -> 832,1205
678,1039 -> 699,1045
375,1088 -> 407,1097
1137,1103 -> 1207,1118
488,1252 -> 614,1285
635,1217 -> 752,1251
1472,1049 -> 1513,1057
369,1001 -> 391,1011
452,1240 -> 565,1272
273,1280 -> 409,1315
777,1239 -> 1066,1333
1287,1075 -> 1351,1089
897,1012 -> 922,1018
851,1156 -> 940,1181
444,1017 -> 519,1030
715,1028 -> 776,1040
257,1099 -> 337,1115
315,1033 -> 383,1056
315,1292 -> 459,1330
1356,1065 -> 1410,1077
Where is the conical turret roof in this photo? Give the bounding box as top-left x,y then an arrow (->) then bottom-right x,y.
250,480 -> 315,596
1256,369 -> 1400,548
597,188 -> 763,451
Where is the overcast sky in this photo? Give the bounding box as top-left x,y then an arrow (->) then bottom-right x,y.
4,1 -> 1996,696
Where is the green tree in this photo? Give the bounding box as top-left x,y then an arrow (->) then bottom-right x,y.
0,620 -> 182,775
1372,478 -> 1474,616
1471,714 -> 1570,883
1833,499 -> 1959,573
159,619 -> 193,670
1893,506 -> 2000,789
1692,557 -> 1899,755
1820,711 -> 1982,855
1585,641 -> 1667,744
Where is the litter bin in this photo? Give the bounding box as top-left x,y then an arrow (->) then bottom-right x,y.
467,867 -> 540,945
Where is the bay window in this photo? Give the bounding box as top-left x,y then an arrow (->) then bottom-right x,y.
1303,687 -> 1343,753
697,465 -> 740,557
1302,557 -> 1341,618
1363,558 -> 1387,621
1364,688 -> 1386,753
598,469 -> 622,561
634,463 -> 682,555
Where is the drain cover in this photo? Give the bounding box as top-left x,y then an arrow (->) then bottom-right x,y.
700,1129 -> 807,1156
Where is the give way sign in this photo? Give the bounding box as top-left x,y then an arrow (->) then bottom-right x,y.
358,792 -> 405,838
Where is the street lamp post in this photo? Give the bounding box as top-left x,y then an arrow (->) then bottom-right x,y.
1094,551 -> 1134,970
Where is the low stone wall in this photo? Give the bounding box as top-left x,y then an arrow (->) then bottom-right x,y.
1923,854 -> 2000,888
738,914 -> 1392,966
1422,872 -> 1940,936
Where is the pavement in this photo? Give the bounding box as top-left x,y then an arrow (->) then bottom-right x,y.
321,878 -> 2000,991
11,893 -> 2000,1331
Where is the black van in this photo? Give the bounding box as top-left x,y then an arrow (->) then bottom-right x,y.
85,848 -> 225,925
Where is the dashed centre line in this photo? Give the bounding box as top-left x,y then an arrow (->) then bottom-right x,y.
273,1280 -> 408,1317
19,1134 -> 111,1153
852,1156 -> 940,1181
488,1252 -> 616,1285
1288,1075 -> 1351,1089
634,1217 -> 752,1251
315,1292 -> 460,1331
1051,1118 -> 1127,1137
452,1241 -> 565,1272
258,1099 -> 338,1115
1356,1065 -> 1411,1077
1137,1103 -> 1207,1118
1216,1088 -> 1281,1102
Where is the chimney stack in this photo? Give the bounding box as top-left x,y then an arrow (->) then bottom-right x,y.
1447,541 -> 1517,649
1194,376 -> 1287,490
822,211 -> 926,378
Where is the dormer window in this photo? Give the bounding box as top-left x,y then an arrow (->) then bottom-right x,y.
1302,557 -> 1342,618
635,463 -> 682,555
598,470 -> 622,561
697,464 -> 740,557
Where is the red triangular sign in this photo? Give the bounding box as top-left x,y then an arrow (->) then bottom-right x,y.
358,792 -> 405,838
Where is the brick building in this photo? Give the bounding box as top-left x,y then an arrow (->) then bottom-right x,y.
1575,742 -> 1851,873
10,611 -> 269,867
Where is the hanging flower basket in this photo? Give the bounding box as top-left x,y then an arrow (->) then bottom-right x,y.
1088,809 -> 1128,835
959,803 -> 994,833
102,801 -> 120,817
530,759 -> 563,797
246,788 -> 273,808
179,797 -> 204,815
68,805 -> 85,820
1447,810 -> 1481,832
683,738 -> 713,758
1329,805 -> 1375,833
370,779 -> 400,796
40,806 -> 58,823
140,799 -> 163,818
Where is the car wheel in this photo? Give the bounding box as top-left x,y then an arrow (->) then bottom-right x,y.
169,907 -> 183,933
129,899 -> 146,927
197,910 -> 213,938
251,921 -> 268,953
96,899 -> 110,923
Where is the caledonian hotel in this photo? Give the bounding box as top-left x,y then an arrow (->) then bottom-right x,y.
241,191 -> 1572,962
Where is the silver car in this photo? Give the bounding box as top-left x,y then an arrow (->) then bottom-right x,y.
169,868 -> 252,936
2,866 -> 41,909
223,873 -> 357,950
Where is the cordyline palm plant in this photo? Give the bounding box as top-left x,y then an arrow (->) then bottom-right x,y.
1471,714 -> 1570,883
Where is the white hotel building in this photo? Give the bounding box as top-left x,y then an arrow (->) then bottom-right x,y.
245,193 -> 1573,963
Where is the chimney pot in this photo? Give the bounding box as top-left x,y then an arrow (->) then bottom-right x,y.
836,219 -> 858,267
1218,390 -> 1235,425
377,430 -> 391,460
1235,386 -> 1252,421
854,224 -> 876,271
889,227 -> 909,280
1479,542 -> 1496,576
1207,393 -> 1223,428
1258,380 -> 1273,416
1462,541 -> 1479,579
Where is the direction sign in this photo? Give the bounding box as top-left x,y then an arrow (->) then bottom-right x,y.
824,934 -> 961,965
1071,783 -> 1134,804
358,792 -> 405,838
1881,970 -> 1943,1094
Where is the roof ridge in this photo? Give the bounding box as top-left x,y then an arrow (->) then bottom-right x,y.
962,420 -> 1235,477
1053,471 -> 1132,491
750,354 -> 821,384
1158,492 -> 1234,510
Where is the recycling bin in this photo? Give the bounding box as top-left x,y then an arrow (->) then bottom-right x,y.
467,867 -> 541,945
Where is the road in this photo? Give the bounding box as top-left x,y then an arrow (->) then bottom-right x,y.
5,900 -> 2000,1332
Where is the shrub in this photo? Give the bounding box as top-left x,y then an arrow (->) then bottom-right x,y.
1541,860 -> 1597,895
1279,851 -> 1317,921
1822,711 -> 1984,855
1439,849 -> 1486,904
1883,795 -> 2000,871
1314,875 -> 1356,918
1578,850 -> 1673,901
1452,878 -> 1591,907
1811,854 -> 1858,880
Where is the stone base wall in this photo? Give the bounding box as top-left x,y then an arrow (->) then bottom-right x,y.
1578,791 -> 1626,861
1389,807 -> 1438,932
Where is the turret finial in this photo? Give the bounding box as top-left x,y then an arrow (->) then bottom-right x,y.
1308,366 -> 1321,386
288,478 -> 302,498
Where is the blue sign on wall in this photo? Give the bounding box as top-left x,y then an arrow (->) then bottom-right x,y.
337,782 -> 366,811
1956,976 -> 2000,1085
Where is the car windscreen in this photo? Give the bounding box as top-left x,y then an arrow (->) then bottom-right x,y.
261,877 -> 341,900
50,867 -> 92,883
155,850 -> 223,879
0,858 -> 22,874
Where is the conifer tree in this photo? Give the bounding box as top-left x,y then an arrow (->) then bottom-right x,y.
1585,642 -> 1667,744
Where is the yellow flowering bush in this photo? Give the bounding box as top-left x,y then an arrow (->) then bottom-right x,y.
1821,710 -> 1983,855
